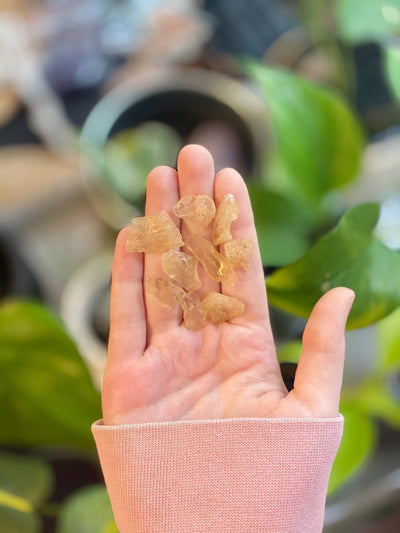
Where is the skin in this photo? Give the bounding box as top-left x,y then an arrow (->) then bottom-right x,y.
102,144 -> 355,425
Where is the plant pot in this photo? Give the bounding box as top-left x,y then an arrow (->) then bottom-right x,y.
60,251 -> 112,388
80,66 -> 269,229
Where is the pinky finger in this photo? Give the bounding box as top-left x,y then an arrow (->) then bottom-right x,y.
107,227 -> 147,370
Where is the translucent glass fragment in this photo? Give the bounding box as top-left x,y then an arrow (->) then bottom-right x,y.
212,193 -> 239,245
161,249 -> 201,292
145,278 -> 183,309
202,292 -> 245,324
185,235 -> 236,285
179,292 -> 207,330
220,239 -> 255,270
126,210 -> 183,253
173,194 -> 216,234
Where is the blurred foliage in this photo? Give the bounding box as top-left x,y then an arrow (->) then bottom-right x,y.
57,486 -> 117,533
377,306 -> 400,371
328,407 -> 377,495
0,451 -> 54,533
246,61 -> 364,207
335,0 -> 400,43
0,300 -> 101,449
342,308 -> 400,428
335,0 -> 400,111
384,45 -> 400,101
266,203 -> 400,328
247,184 -> 314,266
86,121 -> 182,206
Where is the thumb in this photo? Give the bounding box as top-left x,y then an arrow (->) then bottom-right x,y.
293,287 -> 355,417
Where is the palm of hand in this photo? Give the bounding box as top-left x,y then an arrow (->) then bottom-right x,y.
103,321 -> 300,424
102,146 -> 354,426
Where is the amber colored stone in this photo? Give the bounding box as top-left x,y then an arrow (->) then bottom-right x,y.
202,292 -> 245,324
179,291 -> 207,330
173,194 -> 216,234
161,249 -> 201,292
145,278 -> 183,309
185,235 -> 236,285
126,210 -> 183,253
212,193 -> 239,245
220,239 -> 255,270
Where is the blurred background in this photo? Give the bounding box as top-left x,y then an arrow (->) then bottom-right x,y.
0,1 -> 400,532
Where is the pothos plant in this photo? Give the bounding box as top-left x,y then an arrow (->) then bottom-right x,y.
244,0 -> 400,497
2,4 -> 400,532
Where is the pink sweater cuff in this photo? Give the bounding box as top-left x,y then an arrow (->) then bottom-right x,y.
92,417 -> 343,533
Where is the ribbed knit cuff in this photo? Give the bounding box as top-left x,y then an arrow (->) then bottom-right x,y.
92,416 -> 343,533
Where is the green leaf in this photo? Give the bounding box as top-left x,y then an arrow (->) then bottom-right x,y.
0,451 -> 53,507
276,340 -> 302,364
0,506 -> 40,533
377,307 -> 400,370
0,451 -> 52,533
0,300 -> 101,449
384,45 -> 400,101
346,377 -> 400,428
246,61 -> 364,203
87,122 -> 181,206
328,407 -> 377,494
266,203 -> 400,329
57,485 -> 117,533
336,0 -> 400,43
341,309 -> 400,428
248,184 -> 313,266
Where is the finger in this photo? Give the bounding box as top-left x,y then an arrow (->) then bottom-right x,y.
214,167 -> 271,327
177,144 -> 220,297
107,227 -> 146,368
293,287 -> 355,417
144,165 -> 181,337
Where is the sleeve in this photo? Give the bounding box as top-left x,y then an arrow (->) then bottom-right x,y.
92,416 -> 343,533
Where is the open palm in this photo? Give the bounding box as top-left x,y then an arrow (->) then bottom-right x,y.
102,145 -> 354,425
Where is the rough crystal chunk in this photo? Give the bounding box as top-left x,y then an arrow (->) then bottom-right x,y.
173,194 -> 216,234
179,292 -> 207,330
212,193 -> 239,245
185,235 -> 236,285
220,239 -> 255,270
145,278 -> 183,309
126,210 -> 183,253
202,292 -> 245,324
161,249 -> 201,292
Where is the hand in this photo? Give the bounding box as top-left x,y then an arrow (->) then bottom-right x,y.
102,145 -> 354,425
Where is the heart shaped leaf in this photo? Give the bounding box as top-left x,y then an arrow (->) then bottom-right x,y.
0,300 -> 101,449
266,203 -> 400,329
246,61 -> 364,204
